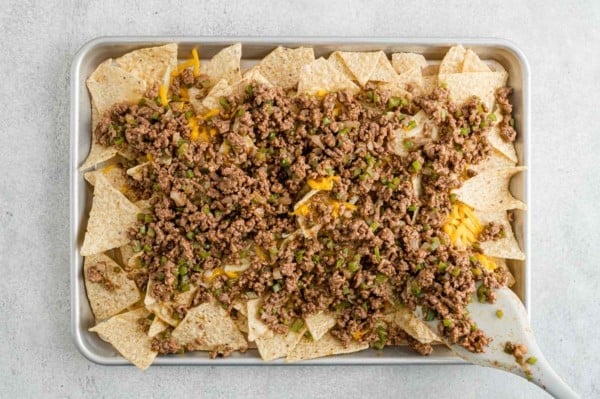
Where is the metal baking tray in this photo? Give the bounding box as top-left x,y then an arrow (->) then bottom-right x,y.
70,37 -> 530,366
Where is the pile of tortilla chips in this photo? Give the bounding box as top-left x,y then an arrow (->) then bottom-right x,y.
80,43 -> 525,369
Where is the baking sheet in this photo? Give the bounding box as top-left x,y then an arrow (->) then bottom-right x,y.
70,37 -> 530,365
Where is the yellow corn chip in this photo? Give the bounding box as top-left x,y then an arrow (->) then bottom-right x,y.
81,174 -> 140,256
453,167 -> 527,212
476,210 -> 525,260
286,333 -> 368,362
84,253 -> 141,321
205,43 -> 242,86
391,52 -> 428,74
297,57 -> 360,95
382,307 -> 439,344
89,307 -> 157,370
462,49 -> 491,73
439,45 -> 466,74
171,302 -> 247,352
115,43 -> 178,87
257,46 -> 315,89
304,311 -> 336,341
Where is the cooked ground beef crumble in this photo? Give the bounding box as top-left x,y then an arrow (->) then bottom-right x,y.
95,77 -> 515,355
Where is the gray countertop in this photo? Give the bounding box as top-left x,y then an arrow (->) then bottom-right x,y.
1,0 -> 599,398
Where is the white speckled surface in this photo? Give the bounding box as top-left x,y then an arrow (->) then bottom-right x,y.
1,0 -> 599,398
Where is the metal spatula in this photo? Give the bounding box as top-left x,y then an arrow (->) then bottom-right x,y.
420,286 -> 579,398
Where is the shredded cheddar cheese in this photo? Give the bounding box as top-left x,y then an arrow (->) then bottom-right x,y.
307,175 -> 340,191
159,85 -> 169,107
146,153 -> 154,162
444,202 -> 483,246
352,330 -> 367,340
191,48 -> 200,77
316,89 -> 328,98
476,253 -> 496,271
202,108 -> 220,119
293,203 -> 311,217
101,164 -> 117,174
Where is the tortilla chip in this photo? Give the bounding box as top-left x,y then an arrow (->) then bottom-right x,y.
421,75 -> 439,95
462,49 -> 491,73
255,328 -> 306,361
369,53 -> 398,83
87,59 -> 146,117
116,239 -> 143,269
80,174 -> 140,256
469,149 -> 516,174
494,257 -> 516,287
327,52 -> 356,81
286,333 -> 368,362
391,53 -> 428,74
380,67 -> 424,97
84,164 -> 134,201
171,302 -> 247,352
126,162 -> 150,182
476,210 -> 525,260
205,44 -> 242,86
246,298 -> 270,341
438,71 -> 508,110
84,253 -> 141,320
453,167 -> 527,212
115,43 -> 178,87
439,45 -> 466,74
392,110 -> 437,156
89,307 -> 157,370
240,68 -> 272,87
199,79 -> 232,111
304,311 -> 336,341
79,142 -> 118,171
144,279 -> 197,327
333,51 -> 381,87
257,46 -> 315,89
487,116 -> 518,163
298,57 -> 360,96
382,307 -> 439,344
147,317 -> 169,338
232,312 -> 249,334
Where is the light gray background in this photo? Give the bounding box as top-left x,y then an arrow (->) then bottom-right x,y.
1,0 -> 598,398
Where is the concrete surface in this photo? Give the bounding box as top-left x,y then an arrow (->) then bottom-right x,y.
1,0 -> 599,398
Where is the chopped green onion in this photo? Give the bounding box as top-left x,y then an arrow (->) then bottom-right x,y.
272,283 -> 281,293
496,309 -> 504,319
411,281 -> 422,297
411,160 -> 422,172
407,120 -> 417,130
245,85 -> 253,96
184,110 -> 194,120
144,214 -> 154,223
146,227 -> 155,238
408,205 -> 418,212
139,225 -> 147,235
424,308 -> 436,321
295,250 -> 305,263
322,117 -> 331,126
460,127 -> 470,136
186,231 -> 195,240
451,267 -> 461,277
347,260 -> 360,272
114,136 -> 124,145
470,323 -> 478,332
369,222 -> 380,231
236,108 -> 245,117
335,259 -> 344,268
403,139 -> 414,149
268,131 -> 276,141
374,246 -> 381,263
526,357 -> 538,365
387,96 -> 401,109
186,169 -> 194,178
290,319 -> 304,332
151,111 -> 160,121
488,113 -> 497,122
438,262 -> 448,272
179,266 -> 188,275
156,272 -> 165,282
338,127 -> 349,135
281,158 -> 291,168
219,97 -> 230,110
429,237 -> 439,251
180,283 -> 190,292
442,319 -> 453,327
375,273 -> 387,284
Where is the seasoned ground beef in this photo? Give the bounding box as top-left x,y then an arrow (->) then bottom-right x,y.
96,81 -> 516,355
479,222 -> 505,242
